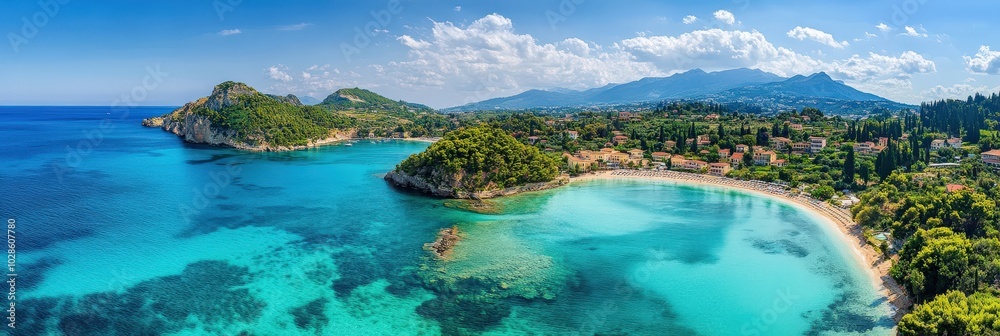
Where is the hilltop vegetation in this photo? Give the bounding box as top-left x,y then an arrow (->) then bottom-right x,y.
322,87 -> 433,112
143,82 -> 454,150
387,125 -> 562,197
190,82 -> 354,147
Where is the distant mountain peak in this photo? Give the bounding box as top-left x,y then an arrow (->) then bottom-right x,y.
808,72 -> 833,80
443,67 -> 909,114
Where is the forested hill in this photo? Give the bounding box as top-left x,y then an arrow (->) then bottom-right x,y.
321,87 -> 434,112
920,92 -> 1000,145
385,125 -> 563,198
141,82 -> 452,150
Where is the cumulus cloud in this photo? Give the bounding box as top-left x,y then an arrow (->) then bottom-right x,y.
383,14 -> 939,103
389,14 -> 659,101
786,26 -> 849,49
964,45 -> 1000,74
827,51 -> 936,81
217,29 -> 241,36
276,13 -> 937,106
621,29 -> 787,71
713,10 -> 736,25
265,65 -> 293,82
900,26 -> 927,37
454,6 -> 461,12
922,83 -> 990,100
264,64 -> 370,99
875,23 -> 891,33
307,64 -> 331,71
277,23 -> 313,31
682,15 -> 698,24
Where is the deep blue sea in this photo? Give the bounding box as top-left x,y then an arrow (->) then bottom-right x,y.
0,106 -> 893,335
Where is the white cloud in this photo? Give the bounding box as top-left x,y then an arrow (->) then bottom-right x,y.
964,45 -> 1000,74
454,6 -> 461,12
265,65 -> 293,82
265,65 -> 371,99
275,13 -> 937,106
217,29 -> 241,36
786,26 -> 849,49
827,51 -> 936,81
621,29 -> 774,68
277,23 -> 313,31
682,15 -> 698,24
713,10 -> 736,25
397,35 -> 431,49
922,83 -> 989,100
875,23 -> 891,33
864,32 -> 877,38
900,26 -> 927,37
389,14 -> 659,101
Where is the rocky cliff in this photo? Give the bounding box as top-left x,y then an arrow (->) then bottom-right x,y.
385,170 -> 568,199
141,82 -> 354,151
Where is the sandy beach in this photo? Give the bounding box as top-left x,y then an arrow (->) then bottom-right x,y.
571,169 -> 913,321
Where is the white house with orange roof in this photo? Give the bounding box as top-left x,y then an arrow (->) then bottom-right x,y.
983,149 -> 1000,169
709,163 -> 731,176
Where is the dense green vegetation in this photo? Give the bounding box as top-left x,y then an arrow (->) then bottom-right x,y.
396,125 -> 560,191
921,93 -> 1000,147
844,94 -> 1000,333
176,82 -> 455,147
321,87 -> 434,112
443,94 -> 1000,330
194,89 -> 355,146
899,291 -> 1000,335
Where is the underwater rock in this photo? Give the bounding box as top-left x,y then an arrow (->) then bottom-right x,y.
443,199 -> 504,214
425,226 -> 461,260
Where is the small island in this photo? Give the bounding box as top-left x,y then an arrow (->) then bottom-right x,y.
385,125 -> 567,199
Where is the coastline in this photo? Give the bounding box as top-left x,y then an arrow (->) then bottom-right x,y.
570,170 -> 912,321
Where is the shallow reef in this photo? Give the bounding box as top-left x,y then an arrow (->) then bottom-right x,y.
412,221 -> 574,334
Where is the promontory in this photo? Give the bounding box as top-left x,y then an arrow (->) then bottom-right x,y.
384,125 -> 568,199
142,81 -> 450,151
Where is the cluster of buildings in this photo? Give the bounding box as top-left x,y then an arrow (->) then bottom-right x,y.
853,137 -> 888,156
768,136 -> 827,154
930,137 -> 964,150
564,148 -> 649,172
564,135 -> 830,177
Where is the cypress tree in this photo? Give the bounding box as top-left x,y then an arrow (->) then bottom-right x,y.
843,147 -> 856,186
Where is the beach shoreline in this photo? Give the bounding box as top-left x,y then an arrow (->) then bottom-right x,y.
570,170 -> 912,321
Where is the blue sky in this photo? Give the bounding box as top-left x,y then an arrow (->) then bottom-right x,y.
2,0 -> 999,108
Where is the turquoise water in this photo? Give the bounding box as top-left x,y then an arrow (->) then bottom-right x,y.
1,107 -> 892,335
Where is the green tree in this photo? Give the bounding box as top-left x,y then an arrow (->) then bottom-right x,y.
899,291 -> 1000,335
810,185 -> 835,200
843,146 -> 856,187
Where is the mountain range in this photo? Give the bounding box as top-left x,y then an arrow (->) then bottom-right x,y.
443,68 -> 915,114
